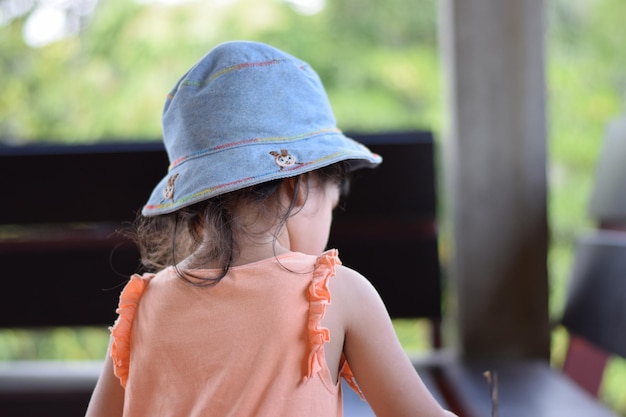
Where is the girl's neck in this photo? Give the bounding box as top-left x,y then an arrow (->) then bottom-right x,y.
180,212 -> 292,269
233,240 -> 291,267
179,185 -> 299,269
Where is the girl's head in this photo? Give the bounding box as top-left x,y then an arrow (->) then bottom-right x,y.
136,41 -> 381,277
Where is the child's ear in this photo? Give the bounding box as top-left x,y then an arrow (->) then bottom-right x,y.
281,175 -> 307,207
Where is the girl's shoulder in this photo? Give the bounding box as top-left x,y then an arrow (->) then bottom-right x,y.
332,261 -> 374,291
328,257 -> 383,317
318,249 -> 373,293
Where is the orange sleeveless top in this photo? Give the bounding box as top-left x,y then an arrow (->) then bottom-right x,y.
110,249 -> 361,416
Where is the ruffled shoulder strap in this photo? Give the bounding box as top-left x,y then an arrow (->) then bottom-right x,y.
303,250 -> 337,381
303,250 -> 364,397
110,273 -> 154,388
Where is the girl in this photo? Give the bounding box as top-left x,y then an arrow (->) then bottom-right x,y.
85,41 -> 456,417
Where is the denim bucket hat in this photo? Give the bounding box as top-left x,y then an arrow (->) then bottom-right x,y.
142,41 -> 382,216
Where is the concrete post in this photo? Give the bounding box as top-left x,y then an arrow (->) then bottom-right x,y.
439,0 -> 551,360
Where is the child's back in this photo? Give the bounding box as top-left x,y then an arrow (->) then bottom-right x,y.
112,251 -> 349,416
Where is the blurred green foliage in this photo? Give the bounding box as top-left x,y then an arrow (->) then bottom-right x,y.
0,0 -> 439,142
1,0 -> 625,414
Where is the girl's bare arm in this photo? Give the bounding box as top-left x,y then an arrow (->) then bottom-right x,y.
336,266 -> 457,417
84,341 -> 125,417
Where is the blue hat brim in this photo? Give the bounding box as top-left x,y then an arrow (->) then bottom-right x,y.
142,130 -> 381,216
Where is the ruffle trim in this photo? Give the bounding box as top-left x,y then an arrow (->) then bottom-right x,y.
109,273 -> 153,388
303,249 -> 338,382
303,249 -> 364,398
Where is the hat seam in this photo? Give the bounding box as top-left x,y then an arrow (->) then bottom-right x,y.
204,58 -> 291,84
166,59 -> 292,100
168,127 -> 342,170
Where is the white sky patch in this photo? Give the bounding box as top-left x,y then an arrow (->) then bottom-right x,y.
19,0 -> 99,48
23,4 -> 67,47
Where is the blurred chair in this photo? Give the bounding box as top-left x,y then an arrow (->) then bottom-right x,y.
561,230 -> 626,398
564,110 -> 626,397
589,111 -> 626,230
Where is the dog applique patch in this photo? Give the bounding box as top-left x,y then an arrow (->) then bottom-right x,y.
163,173 -> 180,200
269,150 -> 301,170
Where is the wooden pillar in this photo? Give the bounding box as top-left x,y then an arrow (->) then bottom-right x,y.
439,0 -> 551,360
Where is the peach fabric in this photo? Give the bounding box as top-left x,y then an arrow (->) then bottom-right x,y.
110,249 -> 361,417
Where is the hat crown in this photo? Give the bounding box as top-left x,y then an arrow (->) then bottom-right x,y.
162,41 -> 336,166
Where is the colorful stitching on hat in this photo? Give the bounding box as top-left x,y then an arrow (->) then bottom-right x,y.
168,128 -> 341,170
146,151 -> 346,212
166,59 -> 288,100
206,59 -> 287,83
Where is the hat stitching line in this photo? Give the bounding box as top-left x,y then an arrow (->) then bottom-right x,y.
168,127 -> 342,170
204,58 -> 290,83
146,151 -> 347,211
165,59 -> 291,99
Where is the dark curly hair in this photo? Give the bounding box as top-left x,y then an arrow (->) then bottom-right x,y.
129,161 -> 352,286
